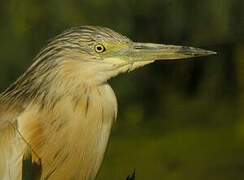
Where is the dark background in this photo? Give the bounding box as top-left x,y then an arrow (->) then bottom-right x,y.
0,0 -> 244,179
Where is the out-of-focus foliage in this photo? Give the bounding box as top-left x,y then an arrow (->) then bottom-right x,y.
22,148 -> 42,180
0,0 -> 244,179
126,170 -> 136,180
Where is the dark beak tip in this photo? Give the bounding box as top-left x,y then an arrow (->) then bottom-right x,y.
206,50 -> 217,56
196,49 -> 217,56
180,46 -> 217,57
186,50 -> 217,57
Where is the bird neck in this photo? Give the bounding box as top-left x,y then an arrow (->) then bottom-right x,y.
0,61 -> 110,111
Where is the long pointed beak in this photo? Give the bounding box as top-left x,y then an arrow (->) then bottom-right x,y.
131,42 -> 216,62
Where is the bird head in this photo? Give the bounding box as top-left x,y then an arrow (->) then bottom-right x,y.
4,25 -> 216,104
31,26 -> 216,86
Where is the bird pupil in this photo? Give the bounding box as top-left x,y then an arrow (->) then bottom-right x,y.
97,46 -> 102,51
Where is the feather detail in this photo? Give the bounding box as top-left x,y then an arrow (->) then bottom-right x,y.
0,83 -> 117,180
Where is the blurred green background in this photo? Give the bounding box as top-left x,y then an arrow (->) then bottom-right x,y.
0,0 -> 244,179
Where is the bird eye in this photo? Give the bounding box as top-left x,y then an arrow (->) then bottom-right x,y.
94,44 -> 106,53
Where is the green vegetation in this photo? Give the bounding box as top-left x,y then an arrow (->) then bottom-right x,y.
22,148 -> 42,180
1,0 -> 244,179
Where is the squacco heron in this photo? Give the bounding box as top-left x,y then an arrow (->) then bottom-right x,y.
0,26 -> 215,180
